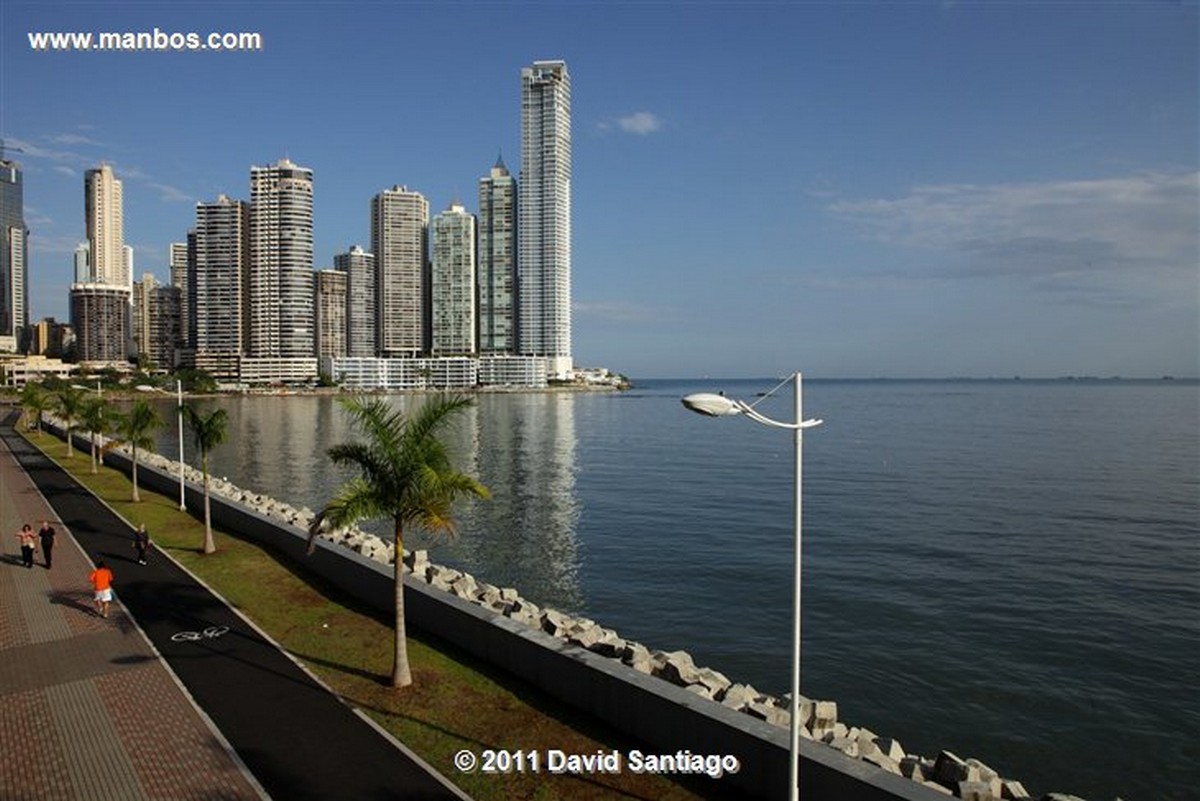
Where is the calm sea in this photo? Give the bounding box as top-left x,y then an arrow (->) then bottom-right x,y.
147,379 -> 1199,801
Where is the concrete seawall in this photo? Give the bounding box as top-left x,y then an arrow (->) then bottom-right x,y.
52,425 -> 980,801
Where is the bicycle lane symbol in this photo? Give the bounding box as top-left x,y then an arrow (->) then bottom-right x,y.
171,625 -> 230,643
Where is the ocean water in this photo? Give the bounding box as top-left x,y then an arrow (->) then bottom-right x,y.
148,379 -> 1200,801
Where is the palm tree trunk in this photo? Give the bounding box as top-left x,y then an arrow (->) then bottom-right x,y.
390,521 -> 412,688
131,445 -> 141,503
202,453 -> 215,554
90,437 -> 98,474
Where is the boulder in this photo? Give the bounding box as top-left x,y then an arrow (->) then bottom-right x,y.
999,780 -> 1030,799
862,751 -> 901,775
900,756 -> 929,782
449,574 -> 478,600
621,642 -> 654,674
745,701 -> 789,728
585,629 -> 626,659
958,781 -> 999,801
693,667 -> 732,697
720,683 -> 759,711
873,736 -> 906,763
810,700 -> 838,737
656,650 -> 702,686
540,608 -> 572,637
933,751 -> 974,787
825,737 -> 859,758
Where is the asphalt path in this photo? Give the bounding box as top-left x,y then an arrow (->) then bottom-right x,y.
2,414 -> 467,801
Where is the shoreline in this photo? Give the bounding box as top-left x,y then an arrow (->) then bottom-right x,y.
60,415 -> 1076,801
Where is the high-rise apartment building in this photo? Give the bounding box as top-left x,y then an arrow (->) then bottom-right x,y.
370,186 -> 427,357
314,268 -> 347,361
430,203 -> 476,356
477,156 -> 516,355
193,195 -> 250,369
70,285 -> 129,363
249,158 -> 314,358
132,272 -> 156,360
84,164 -> 127,288
334,245 -> 376,358
74,164 -> 131,362
0,155 -> 28,352
169,240 -> 189,346
519,59 -> 572,379
132,273 -> 181,370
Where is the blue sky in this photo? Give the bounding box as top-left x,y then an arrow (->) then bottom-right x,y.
2,1 -> 1197,379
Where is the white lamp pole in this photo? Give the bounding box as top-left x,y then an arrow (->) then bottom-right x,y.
682,371 -> 822,801
177,379 -> 185,510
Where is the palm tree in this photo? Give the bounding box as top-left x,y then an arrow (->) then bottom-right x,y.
80,395 -> 117,474
183,404 -> 228,554
115,399 -> 162,502
55,385 -> 87,458
19,383 -> 50,435
307,395 -> 488,688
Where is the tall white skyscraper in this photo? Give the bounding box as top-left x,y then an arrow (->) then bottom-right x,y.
371,186 -> 427,357
478,156 -> 516,355
334,245 -> 376,357
84,164 -> 127,287
74,163 -> 131,362
430,203 -> 476,356
519,59 -> 572,379
0,155 -> 27,352
249,158 -> 314,358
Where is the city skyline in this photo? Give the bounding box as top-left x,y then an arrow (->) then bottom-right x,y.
2,2 -> 1196,378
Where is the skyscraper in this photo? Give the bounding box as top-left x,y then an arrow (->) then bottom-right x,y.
519,59 -> 572,379
478,156 -> 516,355
0,154 -> 27,352
249,158 -> 314,358
84,164 -> 127,288
74,163 -> 131,362
430,203 -> 476,356
170,240 -> 189,346
371,186 -> 427,357
334,245 -> 376,357
193,194 -> 250,372
314,268 -> 348,361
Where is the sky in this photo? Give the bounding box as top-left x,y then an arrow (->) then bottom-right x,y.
2,1 -> 1197,379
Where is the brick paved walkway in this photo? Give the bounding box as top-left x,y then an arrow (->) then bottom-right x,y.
0,429 -> 266,801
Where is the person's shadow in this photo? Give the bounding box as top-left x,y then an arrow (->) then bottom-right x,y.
0,553 -> 24,566
48,589 -> 95,615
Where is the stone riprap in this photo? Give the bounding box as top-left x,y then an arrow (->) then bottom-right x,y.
60,422 -> 1103,801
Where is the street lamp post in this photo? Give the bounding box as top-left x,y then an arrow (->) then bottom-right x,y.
176,379 -> 185,510
681,372 -> 822,801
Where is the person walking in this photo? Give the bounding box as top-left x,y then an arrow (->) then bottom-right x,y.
15,524 -> 36,568
38,520 -> 56,569
89,558 -> 114,618
132,524 -> 150,565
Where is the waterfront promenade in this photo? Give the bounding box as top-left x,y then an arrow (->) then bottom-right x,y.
0,414 -> 469,801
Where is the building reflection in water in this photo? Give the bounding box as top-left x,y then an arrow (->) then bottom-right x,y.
151,393 -> 583,611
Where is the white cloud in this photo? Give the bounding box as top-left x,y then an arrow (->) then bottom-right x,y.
52,165 -> 75,178
617,111 -> 663,136
148,182 -> 194,203
49,133 -> 102,146
829,172 -> 1199,283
